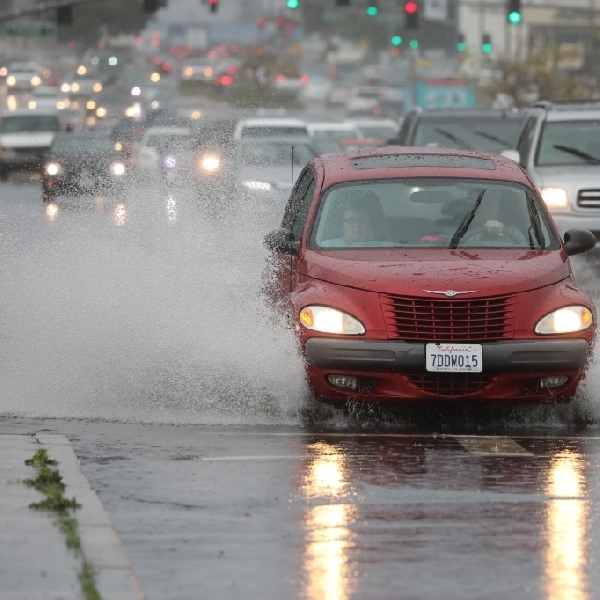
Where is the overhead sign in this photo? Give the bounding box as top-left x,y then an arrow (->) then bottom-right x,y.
6,23 -> 56,37
424,0 -> 448,21
522,6 -> 590,27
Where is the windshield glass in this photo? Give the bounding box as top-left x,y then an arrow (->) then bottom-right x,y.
312,129 -> 359,140
52,137 -> 115,155
0,115 -> 60,133
413,118 -> 522,153
240,143 -> 316,166
241,126 -> 307,138
312,179 -> 556,250
536,120 -> 600,166
357,125 -> 397,139
145,134 -> 191,150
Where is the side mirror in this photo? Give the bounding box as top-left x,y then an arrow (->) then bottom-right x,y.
564,228 -> 597,256
500,149 -> 520,163
264,228 -> 299,256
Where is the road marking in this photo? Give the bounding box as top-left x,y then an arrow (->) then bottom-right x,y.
201,455 -> 305,462
456,436 -> 532,456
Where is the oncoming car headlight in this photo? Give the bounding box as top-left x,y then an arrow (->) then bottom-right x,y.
110,162 -> 125,176
200,155 -> 220,172
299,306 -> 365,335
6,75 -> 15,86
541,188 -> 568,210
243,181 -> 272,191
31,76 -> 42,86
535,306 -> 593,335
46,162 -> 62,176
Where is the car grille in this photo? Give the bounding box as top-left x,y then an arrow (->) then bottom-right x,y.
406,373 -> 496,396
380,294 -> 517,342
577,189 -> 600,209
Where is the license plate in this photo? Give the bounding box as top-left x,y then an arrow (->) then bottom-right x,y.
426,343 -> 482,373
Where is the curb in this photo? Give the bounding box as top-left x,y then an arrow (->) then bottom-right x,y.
36,434 -> 145,600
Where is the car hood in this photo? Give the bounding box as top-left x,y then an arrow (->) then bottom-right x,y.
239,164 -> 297,191
532,165 -> 600,188
0,132 -> 56,147
301,248 -> 570,297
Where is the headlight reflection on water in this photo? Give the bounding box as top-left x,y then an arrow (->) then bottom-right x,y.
45,203 -> 58,221
302,442 -> 357,600
114,203 -> 126,227
167,196 -> 176,222
545,451 -> 589,600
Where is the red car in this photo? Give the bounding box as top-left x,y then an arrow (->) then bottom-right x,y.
264,147 -> 597,406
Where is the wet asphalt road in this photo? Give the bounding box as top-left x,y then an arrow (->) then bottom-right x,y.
3,179 -> 600,599
2,417 -> 600,600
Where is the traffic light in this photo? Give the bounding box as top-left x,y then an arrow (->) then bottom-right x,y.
209,0 -> 218,13
366,2 -> 378,16
481,33 -> 492,54
404,1 -> 418,29
507,0 -> 521,24
57,6 -> 73,25
457,34 -> 466,52
391,35 -> 402,46
287,0 -> 299,8
409,39 -> 419,50
144,0 -> 160,12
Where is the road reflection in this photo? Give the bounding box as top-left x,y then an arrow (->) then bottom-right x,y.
301,442 -> 357,600
45,202 -> 59,221
545,450 -> 589,600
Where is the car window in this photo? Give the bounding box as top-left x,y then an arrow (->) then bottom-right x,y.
311,129 -> 359,140
145,134 -> 191,150
240,143 -> 316,166
0,116 -> 61,133
516,117 -> 538,167
311,178 -> 556,250
412,119 -> 523,153
291,177 -> 316,241
535,120 -> 600,166
356,126 -> 397,139
241,126 -> 307,138
282,168 -> 313,229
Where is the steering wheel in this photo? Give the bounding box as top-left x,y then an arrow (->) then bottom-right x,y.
463,226 -> 518,246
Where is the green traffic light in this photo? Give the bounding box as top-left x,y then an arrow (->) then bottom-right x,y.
508,11 -> 521,24
409,39 -> 419,50
482,43 -> 492,53
366,6 -> 378,16
457,42 -> 467,52
287,0 -> 299,7
391,35 -> 402,46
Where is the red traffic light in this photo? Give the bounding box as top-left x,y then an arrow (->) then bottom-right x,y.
404,1 -> 418,14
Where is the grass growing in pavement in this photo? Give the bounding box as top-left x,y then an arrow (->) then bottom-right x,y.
25,447 -> 101,600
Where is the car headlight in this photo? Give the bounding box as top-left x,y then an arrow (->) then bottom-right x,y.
60,83 -> 70,93
46,162 -> 62,176
110,162 -> 125,176
71,82 -> 80,92
299,306 -> 365,335
243,181 -> 272,191
541,188 -> 568,210
535,306 -> 593,335
31,76 -> 41,86
6,76 -> 15,86
93,83 -> 102,92
200,155 -> 220,171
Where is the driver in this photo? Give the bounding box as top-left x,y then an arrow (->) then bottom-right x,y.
467,195 -> 527,245
321,201 -> 372,247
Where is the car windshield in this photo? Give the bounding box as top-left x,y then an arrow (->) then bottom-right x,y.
241,126 -> 307,138
413,118 -> 522,153
357,125 -> 397,139
52,136 -> 115,155
536,120 -> 600,166
0,115 -> 61,133
312,128 -> 359,140
312,179 -> 556,250
145,134 -> 192,150
240,142 -> 316,166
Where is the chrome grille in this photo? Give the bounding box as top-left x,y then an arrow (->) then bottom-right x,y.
577,189 -> 600,209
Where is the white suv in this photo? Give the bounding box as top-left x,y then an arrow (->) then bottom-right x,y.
509,101 -> 600,238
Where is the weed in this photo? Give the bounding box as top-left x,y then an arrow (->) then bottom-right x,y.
25,448 -> 101,600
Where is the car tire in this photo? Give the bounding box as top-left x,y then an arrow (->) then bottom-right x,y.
0,167 -> 8,182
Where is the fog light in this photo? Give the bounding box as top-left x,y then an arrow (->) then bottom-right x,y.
327,374 -> 358,390
540,376 -> 569,389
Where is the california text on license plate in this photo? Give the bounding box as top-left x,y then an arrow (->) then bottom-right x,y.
426,343 -> 483,373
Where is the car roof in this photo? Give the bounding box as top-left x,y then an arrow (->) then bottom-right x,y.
313,146 -> 532,190
531,105 -> 600,121
238,118 -> 307,127
413,108 -> 523,120
144,127 -> 191,135
237,136 -> 313,145
307,123 -> 359,130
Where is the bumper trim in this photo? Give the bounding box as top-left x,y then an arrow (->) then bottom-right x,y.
305,338 -> 590,373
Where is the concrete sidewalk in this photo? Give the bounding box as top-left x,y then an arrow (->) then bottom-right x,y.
0,432 -> 144,600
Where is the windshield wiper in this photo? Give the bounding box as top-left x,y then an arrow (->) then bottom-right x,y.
474,130 -> 512,147
553,144 -> 600,165
434,128 -> 473,150
526,193 -> 545,250
449,189 -> 486,249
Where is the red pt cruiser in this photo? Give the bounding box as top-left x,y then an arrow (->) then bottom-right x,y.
264,148 -> 597,405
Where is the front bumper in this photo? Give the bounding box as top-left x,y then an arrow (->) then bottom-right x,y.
305,338 -> 591,403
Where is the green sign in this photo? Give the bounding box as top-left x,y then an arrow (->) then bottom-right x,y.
6,24 -> 56,37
